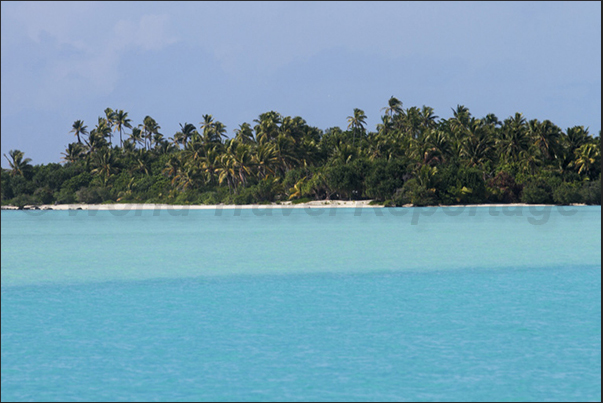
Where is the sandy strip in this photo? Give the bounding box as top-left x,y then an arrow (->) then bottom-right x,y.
17,200 -> 380,210
2,202 -> 588,211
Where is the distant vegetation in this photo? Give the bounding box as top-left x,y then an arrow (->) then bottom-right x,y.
2,100 -> 601,207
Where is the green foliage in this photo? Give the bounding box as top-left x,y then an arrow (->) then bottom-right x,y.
199,191 -> 220,205
441,166 -> 486,204
394,178 -> 436,206
364,159 -> 406,201
33,186 -> 54,204
232,189 -> 255,205
2,104 -> 600,207
580,178 -> 601,205
54,187 -> 76,204
10,193 -> 41,208
32,163 -> 73,191
76,186 -> 113,204
61,172 -> 93,193
291,197 -> 312,204
552,182 -> 583,205
487,171 -> 522,203
1,170 -> 14,201
252,178 -> 279,202
7,175 -> 36,198
520,177 -> 560,204
326,160 -> 367,200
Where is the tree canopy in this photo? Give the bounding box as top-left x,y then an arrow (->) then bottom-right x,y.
2,99 -> 600,208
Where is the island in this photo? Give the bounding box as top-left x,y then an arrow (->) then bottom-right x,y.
2,100 -> 601,209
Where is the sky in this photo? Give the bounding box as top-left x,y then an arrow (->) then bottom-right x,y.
1,1 -> 601,167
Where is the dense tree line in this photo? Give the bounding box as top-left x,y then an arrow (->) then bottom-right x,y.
2,100 -> 601,208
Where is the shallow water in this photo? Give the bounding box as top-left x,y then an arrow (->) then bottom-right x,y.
1,207 -> 601,401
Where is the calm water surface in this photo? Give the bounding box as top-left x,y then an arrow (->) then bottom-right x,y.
1,207 -> 601,401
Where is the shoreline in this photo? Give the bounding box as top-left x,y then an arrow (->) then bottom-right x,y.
1,201 -> 590,211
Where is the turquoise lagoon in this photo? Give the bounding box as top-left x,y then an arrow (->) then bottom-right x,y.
1,206 -> 601,401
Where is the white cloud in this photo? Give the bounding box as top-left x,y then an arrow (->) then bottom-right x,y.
113,14 -> 179,52
2,3 -> 179,113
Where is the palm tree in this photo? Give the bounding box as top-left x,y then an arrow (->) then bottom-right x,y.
152,133 -> 165,150
347,108 -> 367,146
563,126 -> 590,166
129,127 -> 144,149
484,113 -> 501,127
141,116 -> 161,150
228,142 -> 254,187
85,130 -> 107,155
520,147 -> 543,175
163,155 -> 182,181
200,147 -> 221,185
403,106 -> 424,139
449,105 -> 471,137
424,130 -> 452,165
234,123 -> 255,144
253,142 -> 279,179
3,150 -> 32,177
174,123 -> 198,147
420,106 -> 438,130
498,113 -> 530,163
461,119 -> 494,167
113,110 -> 132,148
200,114 -> 215,143
216,154 -> 236,193
274,133 -> 299,174
376,115 -> 393,138
61,143 -> 85,163
122,139 -> 136,156
571,143 -> 600,176
91,149 -> 117,187
131,149 -> 150,176
70,120 -> 88,144
381,96 -> 403,118
92,117 -> 112,147
172,164 -> 199,191
183,139 -> 205,164
331,143 -> 356,165
289,177 -> 307,200
213,121 -> 228,143
104,108 -> 116,145
155,139 -> 175,156
536,120 -> 563,161
254,111 -> 282,144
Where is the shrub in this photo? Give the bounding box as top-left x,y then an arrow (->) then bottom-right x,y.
521,180 -> 553,204
1,170 -> 14,201
7,175 -> 36,197
10,194 -> 41,208
172,190 -> 199,205
75,187 -> 110,204
553,182 -> 582,205
61,172 -> 92,193
291,197 -> 312,204
394,179 -> 436,206
199,191 -> 220,205
580,179 -> 601,205
520,176 -> 560,204
364,159 -> 406,201
54,188 -> 76,204
487,171 -> 522,203
232,188 -> 255,205
33,186 -> 54,204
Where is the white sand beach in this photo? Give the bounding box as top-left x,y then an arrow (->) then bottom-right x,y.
8,200 -> 378,210
2,201 -> 584,211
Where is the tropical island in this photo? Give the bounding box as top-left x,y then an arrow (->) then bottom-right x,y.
2,98 -> 601,209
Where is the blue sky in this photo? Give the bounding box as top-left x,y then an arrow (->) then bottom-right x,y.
1,1 -> 601,166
